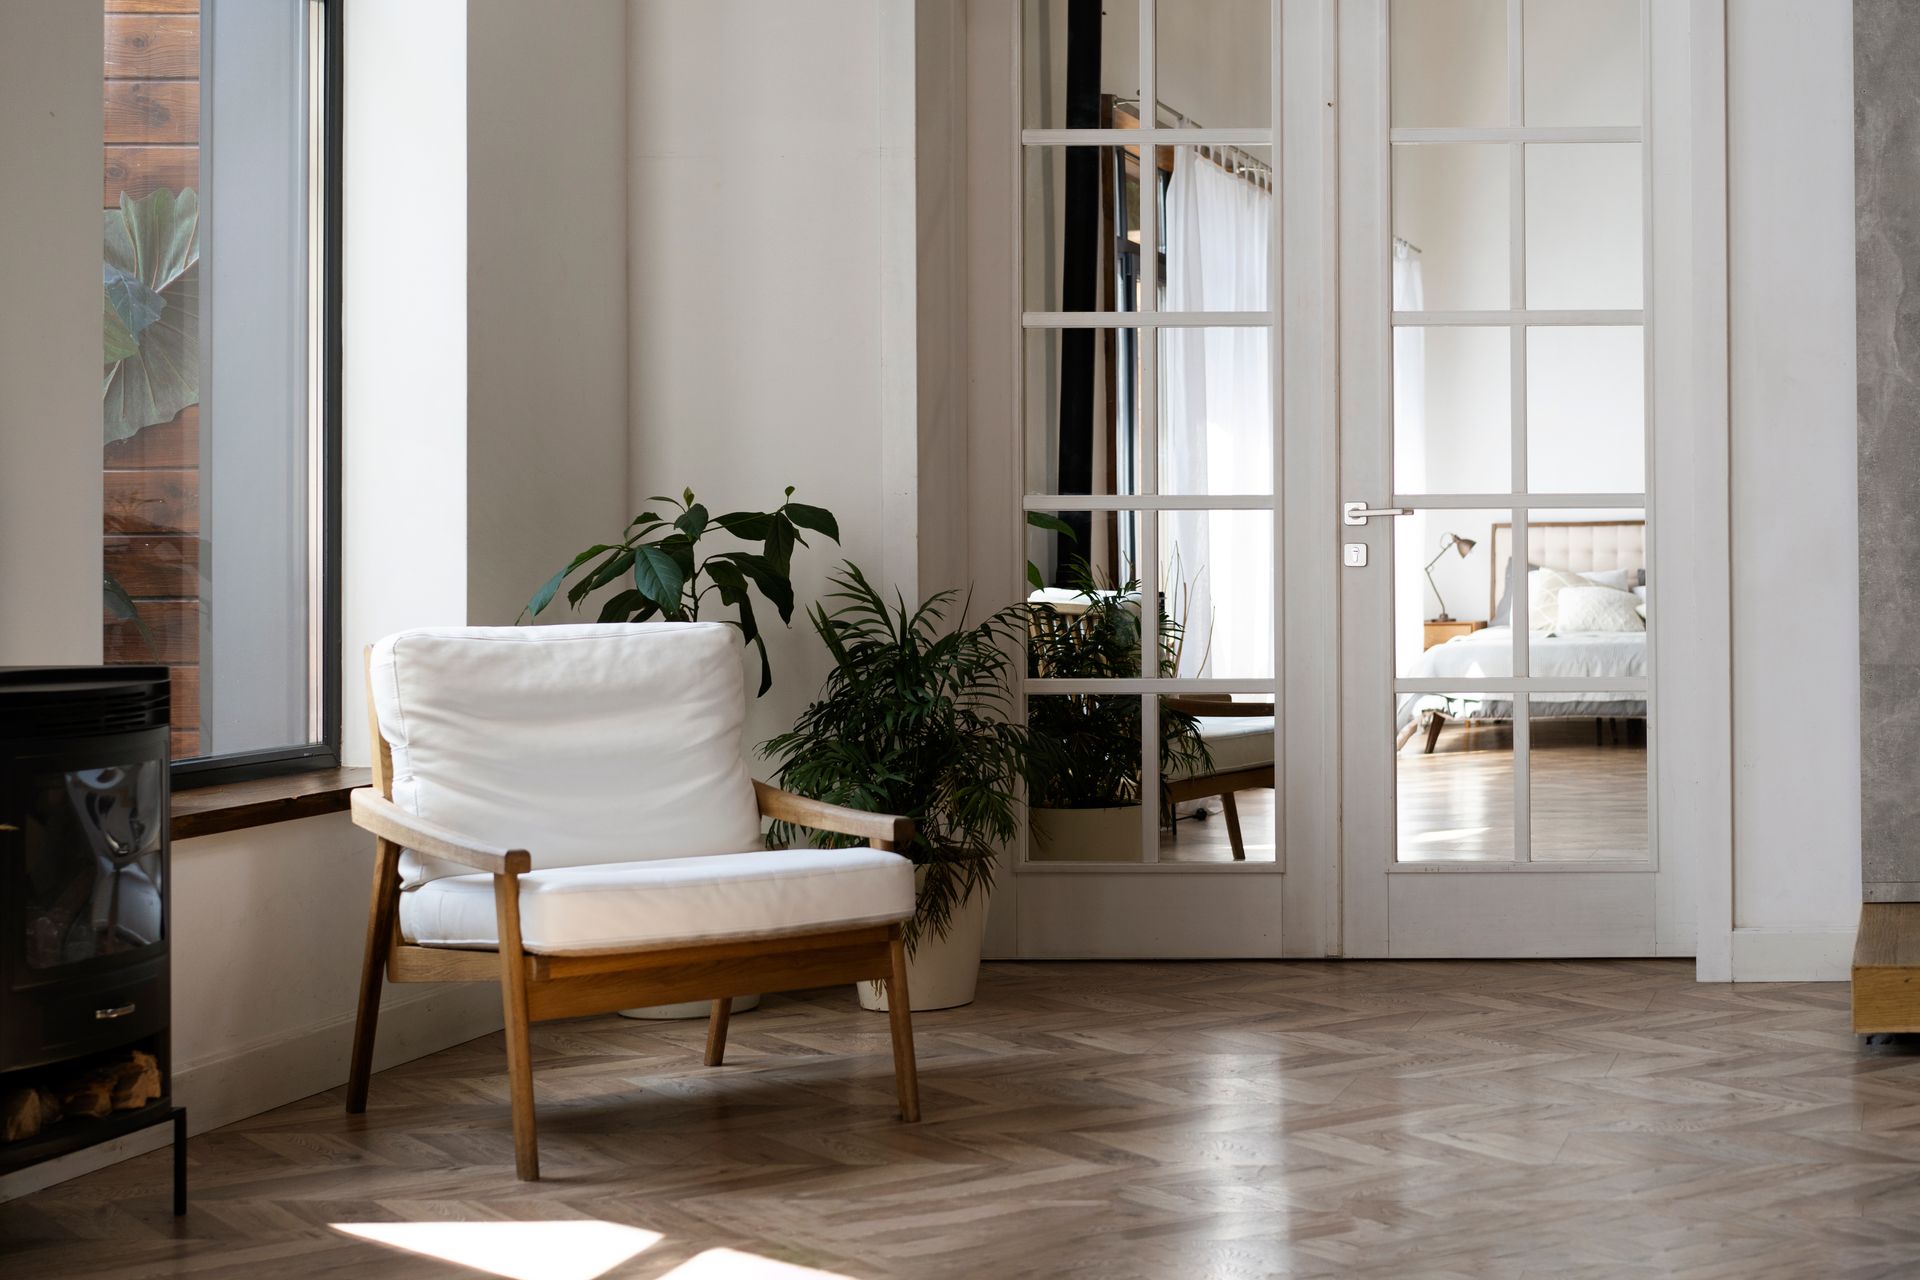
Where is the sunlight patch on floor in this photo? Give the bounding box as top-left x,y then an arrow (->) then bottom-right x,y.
331,1221 -> 662,1280
655,1249 -> 854,1279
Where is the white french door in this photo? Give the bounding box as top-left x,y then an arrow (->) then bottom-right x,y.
1337,0 -> 1686,957
1009,0 -> 1336,958
994,0 -> 1698,960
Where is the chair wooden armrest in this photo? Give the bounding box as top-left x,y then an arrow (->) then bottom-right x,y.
350,788 -> 532,875
753,780 -> 915,852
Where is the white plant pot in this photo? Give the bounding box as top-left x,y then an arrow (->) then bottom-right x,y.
858,879 -> 990,1012
1028,804 -> 1146,862
618,993 -> 761,1021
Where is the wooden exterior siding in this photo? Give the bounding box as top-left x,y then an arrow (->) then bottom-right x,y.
102,1 -> 201,760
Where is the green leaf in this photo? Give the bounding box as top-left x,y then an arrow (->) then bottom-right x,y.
102,190 -> 200,444
763,515 -> 796,574
596,588 -> 645,622
104,263 -> 164,339
727,592 -> 772,696
724,552 -> 796,624
713,510 -> 773,541
103,292 -> 138,364
523,543 -> 618,620
124,188 -> 199,290
568,547 -> 635,605
1027,560 -> 1045,591
675,503 -> 709,539
684,487 -> 696,506
633,543 -> 686,610
782,502 -> 840,543
704,558 -> 749,594
1025,511 -> 1077,537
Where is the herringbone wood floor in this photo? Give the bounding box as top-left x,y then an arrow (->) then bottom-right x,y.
3,960 -> 1916,1279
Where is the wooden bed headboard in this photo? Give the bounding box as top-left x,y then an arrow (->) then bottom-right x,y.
1489,520 -> 1646,617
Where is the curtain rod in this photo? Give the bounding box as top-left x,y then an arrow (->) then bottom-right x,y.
1108,95 -> 1274,182
1394,235 -> 1423,254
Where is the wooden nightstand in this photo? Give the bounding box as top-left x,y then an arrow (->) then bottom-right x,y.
1423,619 -> 1487,650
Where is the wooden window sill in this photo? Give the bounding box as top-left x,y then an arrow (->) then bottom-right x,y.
171,767 -> 372,841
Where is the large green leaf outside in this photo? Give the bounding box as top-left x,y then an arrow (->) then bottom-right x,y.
103,189 -> 200,444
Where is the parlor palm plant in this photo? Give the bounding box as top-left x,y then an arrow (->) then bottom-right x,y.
762,563 -> 1029,1000
1025,559 -> 1212,825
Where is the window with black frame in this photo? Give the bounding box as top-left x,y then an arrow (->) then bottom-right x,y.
100,0 -> 340,781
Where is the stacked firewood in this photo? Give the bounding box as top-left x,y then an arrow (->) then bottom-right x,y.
1,1050 -> 161,1143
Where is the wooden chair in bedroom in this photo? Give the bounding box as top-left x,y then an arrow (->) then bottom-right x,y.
345,622 -> 921,1181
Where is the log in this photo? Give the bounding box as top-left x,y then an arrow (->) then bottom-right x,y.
59,1074 -> 115,1120
112,1050 -> 162,1111
3,1088 -> 63,1142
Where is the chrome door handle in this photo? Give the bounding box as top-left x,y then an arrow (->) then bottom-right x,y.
1343,501 -> 1413,526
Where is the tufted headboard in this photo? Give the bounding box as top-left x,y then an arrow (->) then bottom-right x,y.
1489,520 -> 1646,616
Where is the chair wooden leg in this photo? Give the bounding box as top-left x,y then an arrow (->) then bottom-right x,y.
1221,792 -> 1246,861
346,839 -> 401,1115
704,997 -> 732,1067
493,872 -> 539,1181
884,932 -> 920,1123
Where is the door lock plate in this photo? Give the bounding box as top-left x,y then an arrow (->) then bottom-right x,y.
1343,543 -> 1368,568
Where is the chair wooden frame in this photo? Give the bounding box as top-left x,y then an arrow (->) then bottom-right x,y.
1163,696 -> 1276,861
345,668 -> 920,1181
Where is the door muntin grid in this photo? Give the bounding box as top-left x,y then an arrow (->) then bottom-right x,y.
1387,0 -> 1652,866
1019,0 -> 1282,868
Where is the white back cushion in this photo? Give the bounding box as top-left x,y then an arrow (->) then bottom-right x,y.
370,623 -> 762,885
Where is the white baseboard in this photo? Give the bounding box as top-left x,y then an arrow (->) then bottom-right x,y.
0,985 -> 502,1203
1728,926 -> 1856,982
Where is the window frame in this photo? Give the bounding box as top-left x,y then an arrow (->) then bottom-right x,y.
169,0 -> 343,790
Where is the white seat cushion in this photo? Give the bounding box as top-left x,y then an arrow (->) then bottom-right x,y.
400,846 -> 915,955
369,623 -> 763,887
1171,716 -> 1276,780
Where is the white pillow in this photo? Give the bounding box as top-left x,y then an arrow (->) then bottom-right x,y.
1555,585 -> 1645,633
1528,567 -> 1591,631
1580,567 -> 1634,591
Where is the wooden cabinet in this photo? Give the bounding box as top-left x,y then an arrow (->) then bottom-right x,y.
1422,620 -> 1487,650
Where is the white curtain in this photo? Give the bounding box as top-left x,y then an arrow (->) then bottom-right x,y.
1392,242 -> 1427,677
1162,148 -> 1273,678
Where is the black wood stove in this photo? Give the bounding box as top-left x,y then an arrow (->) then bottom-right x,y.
0,666 -> 183,1213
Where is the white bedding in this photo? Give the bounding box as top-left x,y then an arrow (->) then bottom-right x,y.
1396,626 -> 1646,731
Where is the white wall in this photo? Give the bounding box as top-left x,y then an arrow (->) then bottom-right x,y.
466,0 -> 630,627
1724,0 -> 1860,964
625,0 -> 899,750
0,1 -> 103,666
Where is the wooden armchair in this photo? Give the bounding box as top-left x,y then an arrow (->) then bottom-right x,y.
345,623 -> 920,1181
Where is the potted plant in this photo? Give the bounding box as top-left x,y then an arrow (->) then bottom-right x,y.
525,486 -> 837,1020
1024,562 -> 1211,860
762,564 -> 1029,1011
523,486 -> 838,696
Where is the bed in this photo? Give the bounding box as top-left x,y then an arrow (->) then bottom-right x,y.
1397,520 -> 1647,752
